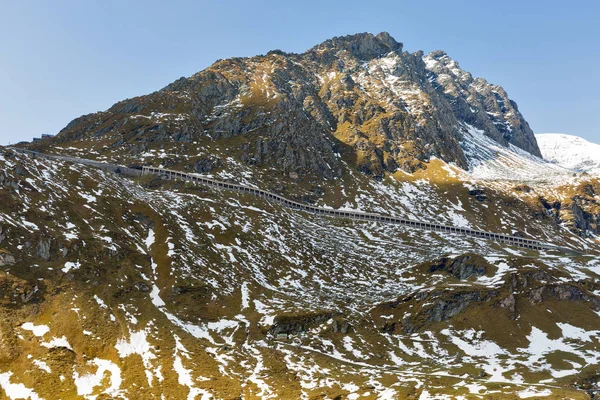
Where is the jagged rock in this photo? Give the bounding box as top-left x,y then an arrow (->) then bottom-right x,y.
529,284 -> 600,308
20,285 -> 38,303
513,184 -> 532,193
424,51 -> 541,157
269,311 -> 336,335
375,264 -> 595,334
422,290 -> 493,324
567,197 -> 600,236
0,172 -> 19,190
468,188 -> 487,202
193,156 -> 222,173
378,289 -> 497,334
13,165 -> 27,177
0,251 -> 15,266
57,244 -> 68,258
331,318 -> 352,334
499,294 -> 517,320
36,239 -> 51,261
423,253 -> 488,280
134,282 -> 150,292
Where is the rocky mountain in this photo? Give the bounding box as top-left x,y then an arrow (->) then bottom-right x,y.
537,133 -> 600,176
2,33 -> 600,399
33,32 -> 540,180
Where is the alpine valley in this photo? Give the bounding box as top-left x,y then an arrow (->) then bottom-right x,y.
1,32 -> 600,399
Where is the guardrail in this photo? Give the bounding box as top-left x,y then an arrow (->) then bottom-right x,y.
8,147 -> 579,254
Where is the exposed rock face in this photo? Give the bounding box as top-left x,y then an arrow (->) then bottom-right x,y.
567,194 -> 600,236
0,252 -> 15,267
423,253 -> 489,280
423,51 -> 541,157
269,311 -> 337,335
376,265 -> 600,335
36,239 -> 51,261
193,156 -> 222,173
37,32 -> 541,178
536,180 -> 600,237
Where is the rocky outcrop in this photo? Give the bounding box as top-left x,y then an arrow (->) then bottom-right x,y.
0,251 -> 15,266
423,51 -> 541,157
193,156 -> 222,173
422,253 -> 489,280
36,239 -> 51,261
269,311 -> 338,335
537,180 -> 600,236
375,264 -> 600,334
397,289 -> 496,334
529,283 -> 600,308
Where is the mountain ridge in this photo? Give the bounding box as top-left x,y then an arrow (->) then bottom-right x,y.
31,32 -> 541,181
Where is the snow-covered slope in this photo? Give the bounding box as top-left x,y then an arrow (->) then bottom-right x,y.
461,124 -> 574,185
536,133 -> 600,176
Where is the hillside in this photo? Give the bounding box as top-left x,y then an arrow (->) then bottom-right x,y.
1,32 -> 600,399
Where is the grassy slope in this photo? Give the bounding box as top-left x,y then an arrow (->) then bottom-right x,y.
0,148 -> 599,398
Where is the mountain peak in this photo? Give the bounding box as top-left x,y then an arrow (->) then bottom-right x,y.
37,31 -> 541,177
310,31 -> 403,59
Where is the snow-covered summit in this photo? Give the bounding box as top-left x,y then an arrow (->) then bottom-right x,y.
536,133 -> 600,176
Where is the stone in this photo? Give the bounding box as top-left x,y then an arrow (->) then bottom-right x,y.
468,188 -> 487,202
499,294 -> 517,320
425,254 -> 488,280
0,251 -> 15,266
135,282 -> 151,292
36,239 -> 51,261
193,156 -> 222,173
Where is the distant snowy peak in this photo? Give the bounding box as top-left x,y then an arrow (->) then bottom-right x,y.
536,133 -> 600,176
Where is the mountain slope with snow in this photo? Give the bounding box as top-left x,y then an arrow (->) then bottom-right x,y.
462,124 -> 572,184
1,144 -> 599,399
2,32 -> 600,399
536,133 -> 600,176
29,32 -> 541,180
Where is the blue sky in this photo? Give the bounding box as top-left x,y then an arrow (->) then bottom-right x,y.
1,0 -> 599,145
